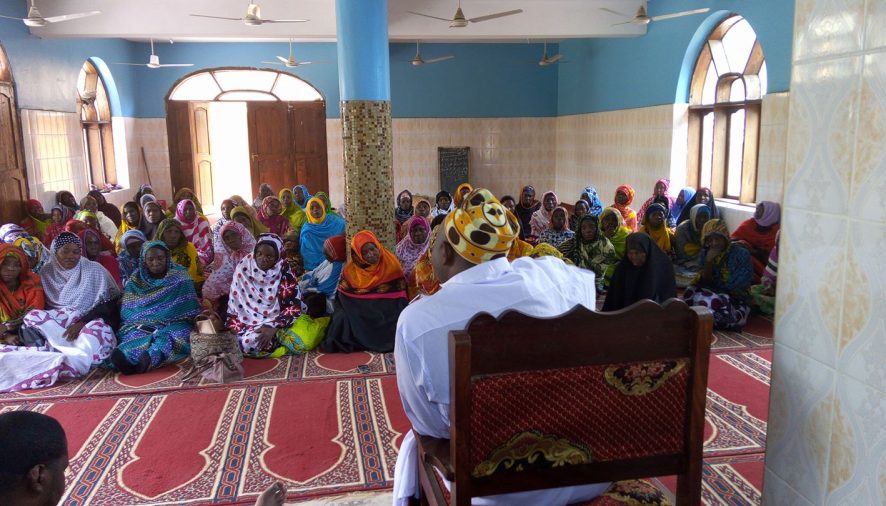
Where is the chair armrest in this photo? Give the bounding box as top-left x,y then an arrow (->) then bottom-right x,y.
417,435 -> 455,480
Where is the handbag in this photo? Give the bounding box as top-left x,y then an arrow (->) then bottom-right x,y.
184,315 -> 244,384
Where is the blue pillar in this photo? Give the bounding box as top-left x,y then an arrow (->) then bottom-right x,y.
335,0 -> 396,249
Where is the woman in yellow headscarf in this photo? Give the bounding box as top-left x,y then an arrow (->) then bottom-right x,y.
298,197 -> 345,271
278,188 -> 307,233
638,202 -> 674,256
230,205 -> 269,239
453,183 -> 474,208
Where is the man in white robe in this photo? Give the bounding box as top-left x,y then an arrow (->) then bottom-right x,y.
393,188 -> 610,505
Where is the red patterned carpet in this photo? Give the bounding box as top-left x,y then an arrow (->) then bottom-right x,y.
0,314 -> 772,505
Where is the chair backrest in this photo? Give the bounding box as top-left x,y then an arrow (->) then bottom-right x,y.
447,298 -> 712,503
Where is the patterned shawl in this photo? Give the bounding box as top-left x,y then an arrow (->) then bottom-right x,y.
41,232 -> 119,313
557,215 -> 618,276
581,186 -> 605,217
120,241 -> 200,327
700,220 -> 753,298
529,191 -> 558,236
203,222 -> 256,302
413,226 -> 441,296
258,196 -> 291,237
117,229 -> 148,282
173,188 -> 204,215
340,231 -> 406,297
395,216 -> 430,277
175,199 -> 214,265
228,234 -> 290,327
0,224 -> 30,244
0,244 -> 44,321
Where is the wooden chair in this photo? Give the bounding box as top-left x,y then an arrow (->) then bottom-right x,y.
416,298 -> 713,506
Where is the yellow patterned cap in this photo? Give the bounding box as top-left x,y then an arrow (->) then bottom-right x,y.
443,188 -> 518,264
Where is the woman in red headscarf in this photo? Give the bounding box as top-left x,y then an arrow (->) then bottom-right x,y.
321,231 -> 408,353
0,245 -> 45,345
612,185 -> 638,232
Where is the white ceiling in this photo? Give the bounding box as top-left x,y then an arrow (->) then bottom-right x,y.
21,0 -> 651,42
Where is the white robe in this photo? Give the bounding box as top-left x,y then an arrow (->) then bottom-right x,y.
393,256 -> 610,505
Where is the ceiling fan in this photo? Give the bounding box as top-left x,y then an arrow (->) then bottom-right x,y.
191,2 -> 308,26
262,40 -> 329,68
0,0 -> 100,27
411,42 -> 455,66
113,40 -> 194,69
601,1 -> 709,26
537,42 -> 562,66
408,0 -> 523,28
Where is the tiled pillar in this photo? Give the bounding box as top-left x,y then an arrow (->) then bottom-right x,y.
762,2 -> 886,505
335,0 -> 395,250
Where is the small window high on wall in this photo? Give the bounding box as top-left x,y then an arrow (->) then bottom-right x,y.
688,16 -> 766,204
77,60 -> 116,188
168,69 -> 323,101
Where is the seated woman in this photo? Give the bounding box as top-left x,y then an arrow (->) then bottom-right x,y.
109,241 -> 201,374
78,228 -> 122,288
2,233 -> 119,393
292,185 -> 311,211
87,190 -> 122,228
299,197 -> 346,271
20,199 -> 51,238
580,186 -> 605,217
173,187 -> 205,215
79,195 -> 117,240
599,207 -> 631,285
454,183 -> 473,207
676,186 -> 719,224
227,234 -> 301,357
117,230 -> 147,282
683,219 -> 753,330
210,199 -> 234,251
258,196 -> 291,237
636,179 -> 675,225
673,204 -> 712,287
430,190 -> 453,219
176,199 -> 214,266
414,197 -> 432,221
558,215 -> 617,292
395,216 -> 430,299
43,205 -> 72,246
321,231 -> 408,353
230,205 -> 269,239
602,233 -> 677,311
538,207 -> 574,248
140,200 -> 165,241
299,235 -> 346,312
394,190 -> 414,243
0,244 -> 44,346
413,226 -> 442,296
114,201 -> 142,253
253,183 -> 275,211
279,189 -> 306,233
529,191 -> 558,239
730,200 -> 781,282
612,185 -> 638,231
568,199 -> 590,231
281,230 -> 305,278
638,202 -> 674,256
669,187 -> 696,229
203,222 -> 256,313
55,190 -> 80,216
155,218 -> 205,286
749,231 -> 779,317
314,191 -> 341,218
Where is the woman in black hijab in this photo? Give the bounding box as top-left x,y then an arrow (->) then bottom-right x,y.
602,232 -> 677,311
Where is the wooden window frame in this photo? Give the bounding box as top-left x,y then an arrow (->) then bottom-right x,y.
78,60 -> 116,188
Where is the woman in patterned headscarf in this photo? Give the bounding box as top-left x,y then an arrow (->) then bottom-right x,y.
108,241 -> 200,374
558,214 -> 618,293
637,179 -> 675,224
227,234 -> 301,357
116,229 -> 147,282
538,207 -> 574,248
43,205 -> 73,247
155,219 -> 205,285
321,230 -> 407,353
529,191 -> 559,239
203,222 -> 256,312
2,232 -> 119,393
684,219 -> 753,330
580,186 -> 605,217
175,199 -> 214,266
173,187 -> 205,215
257,196 -> 291,237
612,185 -> 638,232
396,216 -> 431,299
0,244 -> 44,345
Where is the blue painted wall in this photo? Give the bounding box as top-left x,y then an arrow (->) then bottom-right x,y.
557,0 -> 794,115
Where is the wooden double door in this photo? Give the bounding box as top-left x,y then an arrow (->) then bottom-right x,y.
166,100 -> 328,207
0,81 -> 28,224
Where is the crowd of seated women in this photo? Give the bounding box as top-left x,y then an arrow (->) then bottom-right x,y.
0,178 -> 779,393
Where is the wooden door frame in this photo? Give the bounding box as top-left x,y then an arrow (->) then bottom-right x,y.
0,40 -> 30,224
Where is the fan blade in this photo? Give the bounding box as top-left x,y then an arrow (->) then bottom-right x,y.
611,20 -> 634,26
261,61 -> 284,65
112,63 -> 149,66
651,8 -> 710,22
547,54 -> 562,64
156,64 -> 195,67
43,11 -> 100,23
276,55 -> 288,63
468,9 -> 523,23
599,7 -> 632,18
407,11 -> 452,22
0,14 -> 25,21
423,55 -> 455,64
261,19 -> 309,23
189,14 -> 242,21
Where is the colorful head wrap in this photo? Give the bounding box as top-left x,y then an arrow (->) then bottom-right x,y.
453,183 -> 474,207
443,188 -> 518,264
12,235 -> 50,273
341,231 -> 405,293
581,186 -> 604,217
615,185 -> 635,205
292,185 -> 312,209
701,219 -> 730,244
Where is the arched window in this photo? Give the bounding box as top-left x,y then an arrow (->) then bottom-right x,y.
77,60 -> 116,188
688,16 -> 766,203
168,69 -> 323,102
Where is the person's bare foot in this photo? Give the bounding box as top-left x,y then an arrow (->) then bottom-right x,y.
255,481 -> 286,506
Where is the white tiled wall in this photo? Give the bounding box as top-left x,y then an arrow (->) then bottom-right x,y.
20,109 -> 88,211
763,1 -> 886,505
117,118 -> 172,206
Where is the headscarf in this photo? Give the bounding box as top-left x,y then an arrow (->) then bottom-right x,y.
292,185 -> 312,210
12,235 -> 51,273
117,229 -> 148,281
314,192 -> 340,217
203,222 -> 257,302
754,201 -> 781,227
230,205 -> 270,238
55,191 -> 79,212
602,233 -> 677,311
395,216 -> 431,277
0,224 -> 29,244
600,207 -> 632,258
514,185 -> 541,239
340,231 -> 406,295
413,197 -> 432,219
394,190 -> 415,225
689,204 -> 712,233
228,234 -> 289,327
22,199 -> 50,237
175,199 -> 213,265
637,179 -> 675,224
74,210 -> 97,223
529,191 -> 559,236
670,187 -> 696,226
701,219 -> 753,296
431,190 -> 454,218
88,190 -> 122,228
41,232 -> 119,313
121,241 -> 199,327
140,193 -> 158,209
581,187 -> 605,217
529,243 -> 570,263
443,188 -> 518,264
0,244 -> 44,321
174,187 -> 204,214
558,214 -> 616,272
299,197 -> 346,271
155,218 -> 204,283
453,183 -> 474,208
413,225 -> 442,296
253,183 -> 274,209
258,196 -> 291,237
115,201 -> 142,251
230,194 -> 249,209
640,202 -> 672,253
676,187 -> 719,224
278,189 -> 300,223
43,205 -> 73,246
613,185 -> 638,231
